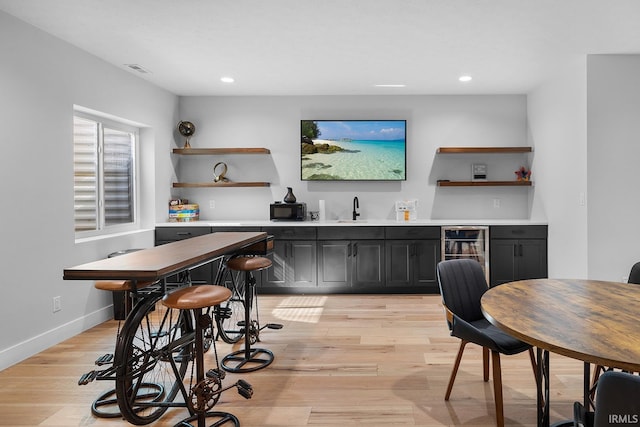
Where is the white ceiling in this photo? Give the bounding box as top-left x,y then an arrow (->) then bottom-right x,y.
1,0 -> 640,96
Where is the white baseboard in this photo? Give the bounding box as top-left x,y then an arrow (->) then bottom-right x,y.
0,306 -> 113,371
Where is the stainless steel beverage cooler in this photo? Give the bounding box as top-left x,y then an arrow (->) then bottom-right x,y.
441,226 -> 490,284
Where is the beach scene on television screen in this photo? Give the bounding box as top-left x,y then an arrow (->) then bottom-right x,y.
301,120 -> 406,180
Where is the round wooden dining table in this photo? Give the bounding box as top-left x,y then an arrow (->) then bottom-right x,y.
481,278 -> 640,427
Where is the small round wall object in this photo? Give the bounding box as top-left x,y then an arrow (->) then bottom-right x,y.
213,162 -> 229,182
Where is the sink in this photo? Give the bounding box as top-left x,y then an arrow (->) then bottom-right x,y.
336,220 -> 367,223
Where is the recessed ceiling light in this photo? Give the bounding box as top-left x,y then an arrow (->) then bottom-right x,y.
125,64 -> 151,74
221,77 -> 235,83
374,84 -> 406,88
459,75 -> 472,82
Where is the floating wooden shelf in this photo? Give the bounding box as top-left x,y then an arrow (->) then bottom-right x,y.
437,180 -> 532,187
173,182 -> 270,188
437,146 -> 532,154
173,148 -> 271,155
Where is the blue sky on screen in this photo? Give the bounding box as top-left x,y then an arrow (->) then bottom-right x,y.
317,120 -> 405,141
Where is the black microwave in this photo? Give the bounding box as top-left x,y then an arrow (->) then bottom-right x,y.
270,202 -> 306,221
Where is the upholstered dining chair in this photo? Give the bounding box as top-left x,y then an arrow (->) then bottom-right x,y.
589,261 -> 640,406
436,259 -> 538,427
576,371 -> 640,427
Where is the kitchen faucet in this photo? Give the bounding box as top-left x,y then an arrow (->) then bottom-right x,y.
352,196 -> 360,221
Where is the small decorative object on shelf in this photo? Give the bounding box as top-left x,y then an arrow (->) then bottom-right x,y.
213,162 -> 229,182
472,163 -> 487,181
177,120 -> 195,148
168,199 -> 199,222
515,166 -> 531,181
283,187 -> 297,203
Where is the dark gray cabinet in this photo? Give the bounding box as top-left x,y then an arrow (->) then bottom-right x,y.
385,227 -> 441,293
317,227 -> 385,291
489,225 -> 548,287
261,227 -> 317,291
155,223 -> 547,294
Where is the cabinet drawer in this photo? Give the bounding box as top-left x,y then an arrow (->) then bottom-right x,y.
155,226 -> 212,242
261,226 -> 317,240
490,225 -> 547,239
385,226 -> 440,240
318,226 -> 384,240
211,226 -> 261,232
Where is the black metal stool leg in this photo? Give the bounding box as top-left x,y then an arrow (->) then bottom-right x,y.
221,270 -> 275,373
176,308 -> 240,427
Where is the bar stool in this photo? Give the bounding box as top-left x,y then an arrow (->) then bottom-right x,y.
163,285 -> 252,427
82,280 -> 156,418
221,256 -> 282,373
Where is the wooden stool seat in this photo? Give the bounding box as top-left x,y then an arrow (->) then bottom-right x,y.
94,280 -> 154,292
162,285 -> 231,310
226,256 -> 272,272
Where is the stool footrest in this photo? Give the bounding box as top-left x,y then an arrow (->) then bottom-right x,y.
174,411 -> 240,427
265,323 -> 283,330
221,348 -> 275,373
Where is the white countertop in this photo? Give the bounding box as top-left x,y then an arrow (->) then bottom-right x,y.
157,219 -> 547,227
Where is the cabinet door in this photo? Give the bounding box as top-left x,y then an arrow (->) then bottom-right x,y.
385,240 -> 412,287
517,239 -> 547,281
289,240 -> 317,287
386,239 -> 440,291
317,240 -> 351,288
490,238 -> 548,286
413,239 -> 440,292
490,239 -> 518,287
263,240 -> 317,289
352,240 -> 384,288
263,239 -> 288,288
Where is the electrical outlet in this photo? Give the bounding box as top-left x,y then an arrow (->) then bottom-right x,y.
53,296 -> 62,313
493,198 -> 501,208
209,200 -> 216,209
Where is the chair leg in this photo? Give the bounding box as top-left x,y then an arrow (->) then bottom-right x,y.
491,350 -> 505,427
445,340 -> 468,400
483,347 -> 490,381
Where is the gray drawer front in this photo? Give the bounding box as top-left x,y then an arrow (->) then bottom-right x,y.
318,226 -> 384,240
261,227 -> 317,240
155,226 -> 212,241
490,225 -> 547,239
212,226 -> 262,232
385,226 -> 440,240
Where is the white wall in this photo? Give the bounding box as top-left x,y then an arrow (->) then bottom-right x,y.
0,12 -> 178,370
527,56 -> 589,279
177,95 -> 538,222
587,55 -> 640,281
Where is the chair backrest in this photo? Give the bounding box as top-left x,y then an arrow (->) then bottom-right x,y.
627,262 -> 640,285
594,371 -> 640,427
436,259 -> 489,325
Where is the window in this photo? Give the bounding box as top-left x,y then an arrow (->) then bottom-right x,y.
73,112 -> 138,236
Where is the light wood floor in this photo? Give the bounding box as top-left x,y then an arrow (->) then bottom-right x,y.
0,294 -> 586,426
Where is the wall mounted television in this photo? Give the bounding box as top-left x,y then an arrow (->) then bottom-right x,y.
301,120 -> 406,181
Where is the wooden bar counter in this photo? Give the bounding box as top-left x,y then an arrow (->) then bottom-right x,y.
64,231 -> 268,282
